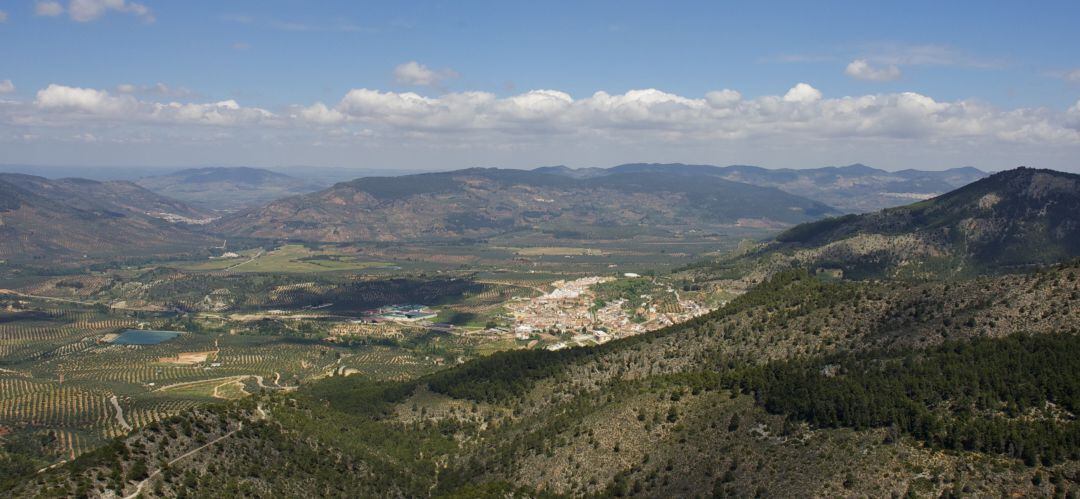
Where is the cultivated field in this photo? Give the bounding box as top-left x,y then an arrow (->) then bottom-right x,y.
0,230 -> 756,470
0,296 -> 458,466
181,244 -> 393,273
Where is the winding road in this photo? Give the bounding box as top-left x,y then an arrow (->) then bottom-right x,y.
221,249 -> 264,272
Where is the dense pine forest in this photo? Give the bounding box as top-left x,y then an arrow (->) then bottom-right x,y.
731,333 -> 1080,465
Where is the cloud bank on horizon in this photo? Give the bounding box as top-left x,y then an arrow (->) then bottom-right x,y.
2,1 -> 1080,171
3,79 -> 1079,171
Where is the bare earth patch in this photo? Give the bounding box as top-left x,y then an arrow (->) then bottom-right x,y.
159,351 -> 216,365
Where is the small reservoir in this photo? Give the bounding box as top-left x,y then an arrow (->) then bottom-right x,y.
112,329 -> 183,345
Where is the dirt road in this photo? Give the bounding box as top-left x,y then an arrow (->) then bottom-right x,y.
109,395 -> 132,431
121,422 -> 244,499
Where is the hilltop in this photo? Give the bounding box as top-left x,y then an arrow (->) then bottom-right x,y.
136,167 -> 324,212
712,167 -> 1080,280
213,167 -> 839,242
0,174 -> 216,263
538,163 -> 988,213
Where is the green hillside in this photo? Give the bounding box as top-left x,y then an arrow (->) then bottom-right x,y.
14,262 -> 1080,497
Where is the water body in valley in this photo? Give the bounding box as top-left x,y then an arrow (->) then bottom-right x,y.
112,329 -> 183,345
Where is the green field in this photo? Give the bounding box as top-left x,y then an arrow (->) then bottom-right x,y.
182,245 -> 394,273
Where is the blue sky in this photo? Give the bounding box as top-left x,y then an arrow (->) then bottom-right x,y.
1,0 -> 1079,172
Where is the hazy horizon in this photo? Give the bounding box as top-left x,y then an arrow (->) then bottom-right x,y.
0,161 -> 1000,182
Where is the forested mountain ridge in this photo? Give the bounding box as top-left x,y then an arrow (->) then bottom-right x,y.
213,167 -> 839,242
706,167 -> 1080,280
16,261 -> 1080,497
537,162 -> 988,213
0,174 -> 216,263
0,173 -> 208,220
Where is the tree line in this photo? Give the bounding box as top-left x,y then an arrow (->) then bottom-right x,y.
727,332 -> 1080,465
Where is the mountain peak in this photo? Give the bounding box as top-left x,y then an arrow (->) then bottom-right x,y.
835,163 -> 881,174
958,166 -> 1078,196
160,166 -> 297,184
943,166 -> 986,175
765,166 -> 1080,278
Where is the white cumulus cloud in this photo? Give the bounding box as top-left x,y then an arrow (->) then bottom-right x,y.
339,88 -> 438,117
36,0 -> 154,23
393,61 -> 458,87
495,90 -> 573,122
782,83 -> 822,103
31,84 -> 273,126
705,89 -> 742,108
280,83 -> 1080,149
845,59 -> 902,82
36,84 -> 135,114
149,100 -> 273,126
5,82 -> 1080,170
295,102 -> 346,125
0,80 -> 14,94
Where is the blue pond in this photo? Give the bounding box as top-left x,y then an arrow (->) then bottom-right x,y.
112,329 -> 182,345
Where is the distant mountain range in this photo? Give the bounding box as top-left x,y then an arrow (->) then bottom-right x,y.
213,167 -> 840,242
135,167 -> 325,212
537,163 -> 989,213
0,173 -> 214,263
0,163 -> 1012,264
0,163 -> 989,215
723,167 -> 1080,279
